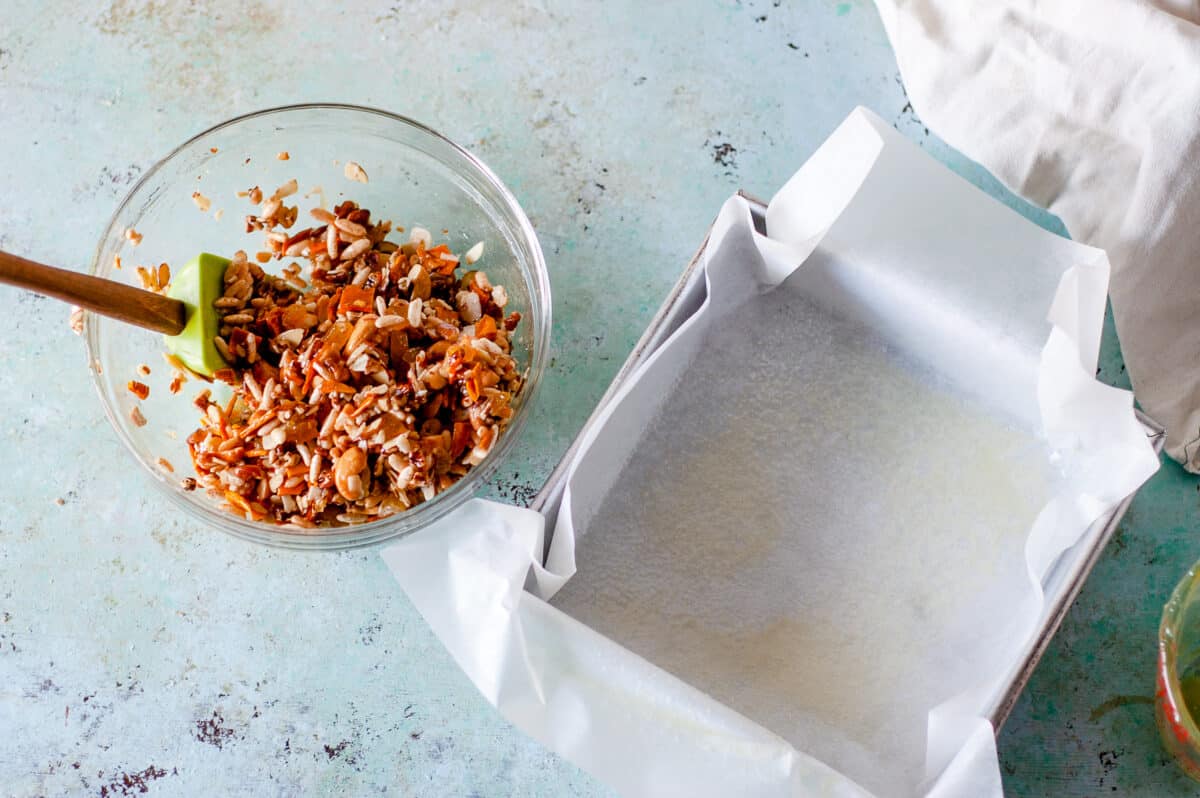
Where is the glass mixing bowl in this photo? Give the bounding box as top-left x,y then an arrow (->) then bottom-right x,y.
85,104 -> 550,549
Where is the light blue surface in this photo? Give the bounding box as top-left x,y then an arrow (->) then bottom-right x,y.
0,1 -> 1192,795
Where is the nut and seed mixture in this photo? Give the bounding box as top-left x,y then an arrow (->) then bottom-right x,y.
185,182 -> 523,527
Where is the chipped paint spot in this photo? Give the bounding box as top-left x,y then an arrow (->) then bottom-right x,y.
97,765 -> 174,797
323,740 -> 350,760
358,617 -> 382,645
491,475 -> 538,507
711,142 -> 737,169
194,710 -> 237,749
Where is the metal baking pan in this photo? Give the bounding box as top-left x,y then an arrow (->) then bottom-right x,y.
530,191 -> 1165,731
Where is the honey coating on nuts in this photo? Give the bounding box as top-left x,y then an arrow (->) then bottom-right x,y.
182,184 -> 522,527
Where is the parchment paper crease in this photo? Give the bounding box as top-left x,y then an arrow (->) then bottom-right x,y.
873,0 -> 1200,470
382,108 -> 1159,797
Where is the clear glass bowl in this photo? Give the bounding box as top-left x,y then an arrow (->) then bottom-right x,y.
85,104 -> 550,550
1157,559 -> 1200,779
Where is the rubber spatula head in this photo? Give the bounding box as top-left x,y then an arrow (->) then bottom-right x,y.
164,252 -> 230,377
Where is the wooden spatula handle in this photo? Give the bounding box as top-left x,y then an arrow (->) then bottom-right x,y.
0,250 -> 186,336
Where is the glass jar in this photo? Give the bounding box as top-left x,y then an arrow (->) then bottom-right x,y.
1157,559 -> 1200,779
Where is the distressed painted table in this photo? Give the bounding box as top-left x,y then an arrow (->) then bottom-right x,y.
1,1 -> 1197,795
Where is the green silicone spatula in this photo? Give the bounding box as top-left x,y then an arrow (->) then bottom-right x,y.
0,249 -> 230,377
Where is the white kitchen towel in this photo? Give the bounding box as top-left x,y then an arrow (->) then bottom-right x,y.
874,0 -> 1200,469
